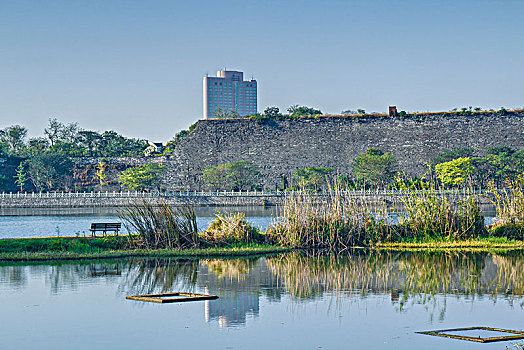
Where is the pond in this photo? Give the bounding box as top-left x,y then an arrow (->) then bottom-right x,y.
0,250 -> 522,349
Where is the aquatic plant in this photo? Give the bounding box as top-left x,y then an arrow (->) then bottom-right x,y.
200,212 -> 264,246
266,188 -> 395,248
488,177 -> 524,240
118,200 -> 198,249
397,182 -> 486,241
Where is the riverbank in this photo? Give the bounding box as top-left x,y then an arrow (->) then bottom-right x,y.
1,235 -> 523,261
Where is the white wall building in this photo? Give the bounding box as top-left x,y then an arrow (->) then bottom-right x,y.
203,70 -> 257,119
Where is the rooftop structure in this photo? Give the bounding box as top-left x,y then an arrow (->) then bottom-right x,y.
203,70 -> 257,119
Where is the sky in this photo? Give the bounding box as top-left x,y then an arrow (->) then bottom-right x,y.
1,0 -> 523,142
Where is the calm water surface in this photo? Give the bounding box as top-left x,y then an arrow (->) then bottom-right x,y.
0,206 -> 276,238
0,250 -> 522,349
0,206 -> 496,239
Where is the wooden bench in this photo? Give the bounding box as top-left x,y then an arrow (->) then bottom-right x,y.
89,223 -> 121,237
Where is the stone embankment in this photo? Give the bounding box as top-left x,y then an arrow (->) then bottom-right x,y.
0,190 -> 492,208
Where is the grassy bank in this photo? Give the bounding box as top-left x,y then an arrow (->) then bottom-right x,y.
0,236 -> 288,261
376,236 -> 524,251
0,235 -> 523,261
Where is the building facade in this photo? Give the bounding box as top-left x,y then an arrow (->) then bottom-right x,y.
203,70 -> 257,119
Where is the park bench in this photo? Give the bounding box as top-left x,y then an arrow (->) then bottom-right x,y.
89,223 -> 121,237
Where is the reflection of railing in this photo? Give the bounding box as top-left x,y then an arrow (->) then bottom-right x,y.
0,189 -> 492,199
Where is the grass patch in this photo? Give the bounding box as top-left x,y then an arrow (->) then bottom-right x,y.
0,236 -> 288,261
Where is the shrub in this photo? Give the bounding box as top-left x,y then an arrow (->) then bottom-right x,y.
200,212 -> 263,246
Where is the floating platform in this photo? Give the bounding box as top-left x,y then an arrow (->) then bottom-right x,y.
126,292 -> 218,304
417,326 -> 524,343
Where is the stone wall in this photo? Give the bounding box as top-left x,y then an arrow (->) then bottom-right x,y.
162,112 -> 524,190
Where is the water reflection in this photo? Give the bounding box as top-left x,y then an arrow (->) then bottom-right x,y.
1,250 -> 523,327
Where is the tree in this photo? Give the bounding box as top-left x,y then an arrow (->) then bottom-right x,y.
435,157 -> 472,186
26,152 -> 74,191
356,109 -> 366,114
0,125 -> 28,155
287,105 -> 322,117
95,161 -> 108,189
431,147 -> 475,166
292,167 -> 334,191
203,160 -> 260,191
14,162 -> 27,192
352,148 -> 398,188
263,107 -> 282,119
341,109 -> 357,115
118,164 -> 165,191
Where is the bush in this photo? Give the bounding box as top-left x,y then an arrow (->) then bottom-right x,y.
200,212 -> 263,246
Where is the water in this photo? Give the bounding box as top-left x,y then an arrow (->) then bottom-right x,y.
0,251 -> 522,349
0,206 -> 276,238
0,206 -> 496,239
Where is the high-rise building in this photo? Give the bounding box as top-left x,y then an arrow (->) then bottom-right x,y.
203,70 -> 257,119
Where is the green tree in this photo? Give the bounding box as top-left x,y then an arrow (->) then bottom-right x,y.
118,164 -> 165,191
0,125 -> 28,155
287,105 -> 322,117
26,152 -> 74,191
434,157 -> 472,186
292,167 -> 334,191
352,148 -> 398,188
203,160 -> 260,191
431,147 -> 475,166
14,162 -> 27,192
263,107 -> 282,119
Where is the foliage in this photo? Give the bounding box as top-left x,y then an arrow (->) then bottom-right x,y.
0,125 -> 28,155
431,147 -> 475,166
487,177 -> 524,240
292,167 -> 334,191
266,190 -> 393,248
352,148 -> 398,188
396,179 -> 486,240
263,106 -> 282,119
200,212 -> 263,246
202,160 -> 260,191
14,162 -> 27,192
95,161 -> 108,189
213,108 -> 239,118
119,200 -> 198,249
118,163 -> 165,191
25,152 -> 74,191
287,105 -> 322,117
434,157 -> 472,186
165,121 -> 199,153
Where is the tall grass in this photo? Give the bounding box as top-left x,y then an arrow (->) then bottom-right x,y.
488,177 -> 524,240
266,189 -> 395,248
398,184 -> 486,241
267,184 -> 486,248
118,200 -> 198,249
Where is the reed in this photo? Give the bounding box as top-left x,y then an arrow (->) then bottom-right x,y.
200,212 -> 264,246
266,188 -> 395,248
118,200 -> 198,249
267,183 -> 487,248
397,184 -> 486,241
488,177 -> 524,240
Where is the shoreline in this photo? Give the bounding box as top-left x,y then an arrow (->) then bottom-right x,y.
1,236 -> 523,262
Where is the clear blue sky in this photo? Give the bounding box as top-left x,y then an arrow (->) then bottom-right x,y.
1,0 -> 523,141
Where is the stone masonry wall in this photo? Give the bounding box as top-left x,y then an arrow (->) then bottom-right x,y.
162,112 -> 524,190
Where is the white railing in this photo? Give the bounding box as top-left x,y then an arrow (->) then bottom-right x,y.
0,189 -> 493,199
